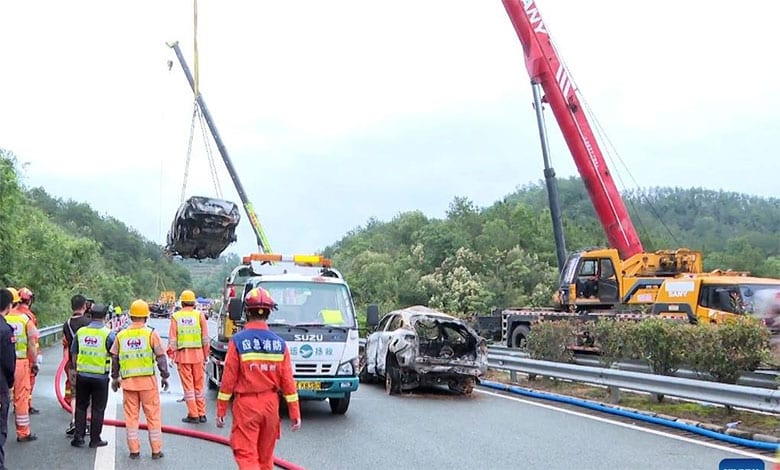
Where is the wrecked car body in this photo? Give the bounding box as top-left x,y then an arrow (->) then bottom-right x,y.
165,196 -> 240,260
360,305 -> 487,395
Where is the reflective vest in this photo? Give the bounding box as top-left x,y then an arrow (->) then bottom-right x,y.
173,309 -> 202,349
76,326 -> 111,374
116,327 -> 155,378
5,313 -> 29,359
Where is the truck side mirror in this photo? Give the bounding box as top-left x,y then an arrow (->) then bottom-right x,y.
366,304 -> 379,327
228,298 -> 244,322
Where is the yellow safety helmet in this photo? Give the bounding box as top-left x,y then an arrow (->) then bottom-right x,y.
179,290 -> 196,303
6,288 -> 20,304
129,299 -> 150,318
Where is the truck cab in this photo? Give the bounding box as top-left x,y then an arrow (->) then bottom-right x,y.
557,248 -> 703,311
209,253 -> 360,415
653,274 -> 780,325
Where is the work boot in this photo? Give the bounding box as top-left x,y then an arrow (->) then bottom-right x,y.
198,416 -> 207,423
152,452 -> 164,460
29,407 -> 40,415
70,438 -> 85,448
65,423 -> 76,436
89,440 -> 108,448
129,453 -> 140,460
181,416 -> 199,424
17,434 -> 38,443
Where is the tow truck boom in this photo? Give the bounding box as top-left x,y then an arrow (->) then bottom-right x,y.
167,41 -> 272,254
501,0 -> 643,260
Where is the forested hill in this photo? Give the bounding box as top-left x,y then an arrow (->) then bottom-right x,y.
323,177 -> 780,316
0,150 -> 191,325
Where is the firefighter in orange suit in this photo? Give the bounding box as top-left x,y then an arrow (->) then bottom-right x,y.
5,288 -> 38,442
167,290 -> 209,423
216,288 -> 301,470
110,300 -> 170,460
16,288 -> 40,414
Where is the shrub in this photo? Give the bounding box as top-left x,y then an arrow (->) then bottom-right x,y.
526,320 -> 575,363
632,318 -> 693,376
588,320 -> 637,367
689,317 -> 771,384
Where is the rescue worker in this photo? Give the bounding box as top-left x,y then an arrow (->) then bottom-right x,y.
71,304 -> 114,448
63,294 -> 92,436
168,289 -> 209,423
5,287 -> 38,442
0,289 -> 18,470
16,288 -> 40,414
216,288 -> 301,470
110,299 -> 170,460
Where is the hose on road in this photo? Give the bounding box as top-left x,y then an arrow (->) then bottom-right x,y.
55,357 -> 306,470
480,380 -> 779,452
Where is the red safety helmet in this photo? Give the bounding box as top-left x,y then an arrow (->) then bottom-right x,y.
245,288 -> 277,311
18,287 -> 34,302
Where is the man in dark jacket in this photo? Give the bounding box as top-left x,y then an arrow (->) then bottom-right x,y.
0,288 -> 18,470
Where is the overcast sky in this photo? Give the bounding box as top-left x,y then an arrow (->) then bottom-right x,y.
1,1 -> 778,257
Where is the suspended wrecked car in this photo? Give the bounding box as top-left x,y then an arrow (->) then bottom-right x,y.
165,196 -> 240,260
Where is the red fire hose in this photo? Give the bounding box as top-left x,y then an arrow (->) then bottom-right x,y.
55,357 -> 306,470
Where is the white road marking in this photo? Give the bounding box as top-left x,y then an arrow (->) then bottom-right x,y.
475,389 -> 775,463
94,389 -> 118,470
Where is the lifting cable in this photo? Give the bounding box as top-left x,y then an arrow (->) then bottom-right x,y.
179,0 -> 223,202
543,20 -> 679,248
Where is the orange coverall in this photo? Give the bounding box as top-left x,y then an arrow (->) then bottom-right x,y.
167,307 -> 209,419
110,322 -> 169,455
7,308 -> 38,439
15,304 -> 38,409
217,321 -> 300,470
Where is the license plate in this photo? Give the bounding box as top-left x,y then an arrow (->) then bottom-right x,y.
296,381 -> 321,391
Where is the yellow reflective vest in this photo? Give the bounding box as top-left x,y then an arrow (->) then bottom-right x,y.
5,313 -> 29,359
173,309 -> 202,349
76,326 -> 111,374
116,327 -> 155,378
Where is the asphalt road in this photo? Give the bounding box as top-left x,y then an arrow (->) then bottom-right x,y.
5,318 -> 775,470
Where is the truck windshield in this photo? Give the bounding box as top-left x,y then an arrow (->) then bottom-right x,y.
739,284 -> 780,314
260,281 -> 356,328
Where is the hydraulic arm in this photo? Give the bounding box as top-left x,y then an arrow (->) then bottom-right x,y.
501,0 -> 643,260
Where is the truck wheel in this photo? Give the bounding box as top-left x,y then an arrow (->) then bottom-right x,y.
511,325 -> 530,349
385,359 -> 401,395
329,393 -> 351,414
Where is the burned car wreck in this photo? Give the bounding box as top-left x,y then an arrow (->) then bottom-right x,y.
165,196 -> 240,260
360,305 -> 487,395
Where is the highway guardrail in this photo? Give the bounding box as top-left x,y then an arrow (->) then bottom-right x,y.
488,352 -> 780,413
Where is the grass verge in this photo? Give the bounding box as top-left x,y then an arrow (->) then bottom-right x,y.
482,370 -> 779,438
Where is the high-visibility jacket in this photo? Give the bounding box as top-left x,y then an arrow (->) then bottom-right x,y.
173,309 -> 202,349
6,313 -> 29,359
116,327 -> 155,378
76,326 -> 111,374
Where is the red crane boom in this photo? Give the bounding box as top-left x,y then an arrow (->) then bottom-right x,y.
502,0 -> 643,259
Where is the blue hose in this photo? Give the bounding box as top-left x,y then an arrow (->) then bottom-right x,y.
479,380 -> 779,452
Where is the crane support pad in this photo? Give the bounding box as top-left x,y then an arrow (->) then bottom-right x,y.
165,196 -> 240,259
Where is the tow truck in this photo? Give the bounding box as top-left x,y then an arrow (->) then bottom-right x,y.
208,253 -> 360,414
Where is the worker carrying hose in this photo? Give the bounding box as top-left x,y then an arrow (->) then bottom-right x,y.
167,289 -> 209,423
216,287 -> 301,470
5,287 -> 38,443
110,299 -> 170,460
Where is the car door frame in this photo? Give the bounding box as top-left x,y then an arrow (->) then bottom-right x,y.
366,313 -> 395,376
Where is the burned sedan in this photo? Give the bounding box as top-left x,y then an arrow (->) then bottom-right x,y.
165,195 -> 240,260
360,305 -> 487,395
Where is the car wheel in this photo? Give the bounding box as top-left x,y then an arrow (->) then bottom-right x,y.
329,393 -> 351,414
385,359 -> 401,395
